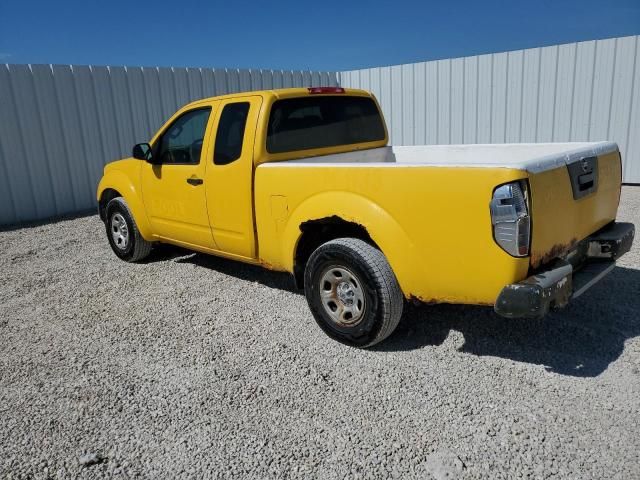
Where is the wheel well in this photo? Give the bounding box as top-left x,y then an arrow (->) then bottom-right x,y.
293,216 -> 377,289
98,188 -> 121,221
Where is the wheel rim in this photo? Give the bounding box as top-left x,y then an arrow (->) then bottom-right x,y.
319,265 -> 366,327
110,213 -> 129,250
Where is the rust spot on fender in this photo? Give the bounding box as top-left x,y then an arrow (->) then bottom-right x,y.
408,294 -> 438,306
258,258 -> 286,271
407,294 -> 493,307
530,237 -> 578,269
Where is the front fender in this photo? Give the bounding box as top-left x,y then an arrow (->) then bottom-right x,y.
281,191 -> 417,296
97,168 -> 153,240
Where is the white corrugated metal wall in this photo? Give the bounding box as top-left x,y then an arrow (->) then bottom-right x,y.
340,35 -> 640,183
1,36 -> 638,226
0,65 -> 338,226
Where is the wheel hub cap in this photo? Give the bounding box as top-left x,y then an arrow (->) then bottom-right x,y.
336,281 -> 355,305
110,213 -> 129,250
319,266 -> 366,327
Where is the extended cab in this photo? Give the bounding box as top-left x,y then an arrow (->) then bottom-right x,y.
97,87 -> 635,347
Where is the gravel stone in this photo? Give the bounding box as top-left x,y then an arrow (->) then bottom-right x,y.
423,450 -> 465,479
78,452 -> 103,467
0,186 -> 639,479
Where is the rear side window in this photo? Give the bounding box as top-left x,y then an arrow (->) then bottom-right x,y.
266,96 -> 385,154
214,102 -> 250,165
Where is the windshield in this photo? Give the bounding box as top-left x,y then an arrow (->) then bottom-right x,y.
266,96 -> 385,154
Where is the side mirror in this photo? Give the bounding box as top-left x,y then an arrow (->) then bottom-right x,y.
132,143 -> 153,162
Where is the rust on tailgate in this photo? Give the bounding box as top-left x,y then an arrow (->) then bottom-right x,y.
530,238 -> 578,270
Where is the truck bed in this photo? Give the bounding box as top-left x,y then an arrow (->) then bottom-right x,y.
256,141 -> 622,304
279,141 -> 618,174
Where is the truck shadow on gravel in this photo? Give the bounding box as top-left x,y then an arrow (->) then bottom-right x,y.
145,244 -> 299,293
147,245 -> 639,378
378,266 -> 640,378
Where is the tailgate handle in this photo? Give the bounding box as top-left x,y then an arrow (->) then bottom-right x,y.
578,172 -> 594,190
567,156 -> 598,200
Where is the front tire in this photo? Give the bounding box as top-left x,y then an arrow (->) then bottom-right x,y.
105,197 -> 152,262
304,238 -> 403,348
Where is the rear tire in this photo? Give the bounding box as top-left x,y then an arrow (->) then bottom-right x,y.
105,197 -> 152,262
304,238 -> 403,348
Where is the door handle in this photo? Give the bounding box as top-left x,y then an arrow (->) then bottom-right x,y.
186,177 -> 203,186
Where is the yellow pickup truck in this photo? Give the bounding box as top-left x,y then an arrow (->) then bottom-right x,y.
97,87 -> 634,347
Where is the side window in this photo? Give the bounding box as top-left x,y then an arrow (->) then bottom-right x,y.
214,102 -> 250,165
156,108 -> 211,165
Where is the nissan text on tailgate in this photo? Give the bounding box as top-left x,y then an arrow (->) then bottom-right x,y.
97,87 -> 635,348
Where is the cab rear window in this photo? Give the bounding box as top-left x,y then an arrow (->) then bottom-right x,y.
266,96 -> 385,154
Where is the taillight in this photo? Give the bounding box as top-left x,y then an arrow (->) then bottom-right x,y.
490,181 -> 531,257
307,87 -> 345,94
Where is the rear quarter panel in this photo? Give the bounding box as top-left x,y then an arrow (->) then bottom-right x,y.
255,163 -> 530,305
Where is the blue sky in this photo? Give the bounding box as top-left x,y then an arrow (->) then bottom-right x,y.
1,0 -> 639,71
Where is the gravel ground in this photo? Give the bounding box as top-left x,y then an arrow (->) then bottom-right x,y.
1,187 -> 639,479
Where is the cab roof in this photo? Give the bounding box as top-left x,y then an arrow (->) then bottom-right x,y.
184,87 -> 373,109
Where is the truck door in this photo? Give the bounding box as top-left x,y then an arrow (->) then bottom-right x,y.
205,96 -> 262,259
140,105 -> 217,249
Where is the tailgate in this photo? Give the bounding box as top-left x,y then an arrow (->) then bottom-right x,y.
527,143 -> 622,268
